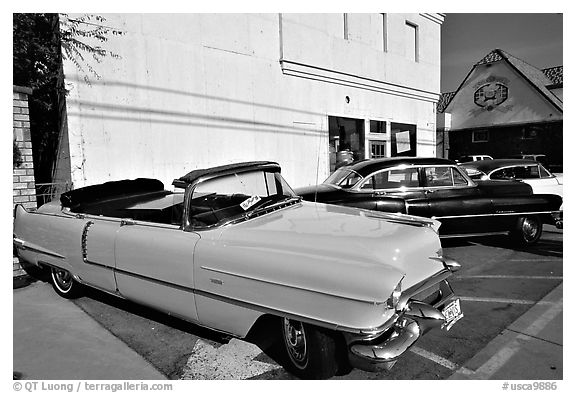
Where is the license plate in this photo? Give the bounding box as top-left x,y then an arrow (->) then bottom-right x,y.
441,298 -> 463,331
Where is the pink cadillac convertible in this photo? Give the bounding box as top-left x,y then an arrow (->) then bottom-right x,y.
13,161 -> 462,379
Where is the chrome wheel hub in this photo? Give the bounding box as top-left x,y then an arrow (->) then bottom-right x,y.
53,268 -> 73,291
522,218 -> 538,241
283,318 -> 308,369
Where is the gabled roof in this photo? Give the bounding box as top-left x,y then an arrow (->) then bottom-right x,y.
438,49 -> 563,113
541,66 -> 563,88
437,91 -> 456,113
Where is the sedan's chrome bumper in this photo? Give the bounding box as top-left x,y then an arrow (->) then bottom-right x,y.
346,279 -> 461,373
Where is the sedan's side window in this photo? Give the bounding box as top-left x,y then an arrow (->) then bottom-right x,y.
537,164 -> 553,178
361,168 -> 419,190
512,166 -> 539,179
424,167 -> 453,187
452,168 -> 469,185
491,168 -> 515,180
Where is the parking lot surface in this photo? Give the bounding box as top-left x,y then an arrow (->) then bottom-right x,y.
13,226 -> 562,380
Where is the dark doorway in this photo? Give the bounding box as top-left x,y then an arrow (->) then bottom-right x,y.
328,116 -> 365,172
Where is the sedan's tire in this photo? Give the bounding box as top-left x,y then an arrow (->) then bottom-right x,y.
50,267 -> 83,299
281,318 -> 340,379
510,216 -> 542,246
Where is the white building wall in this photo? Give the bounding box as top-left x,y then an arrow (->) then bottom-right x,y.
60,13 -> 443,189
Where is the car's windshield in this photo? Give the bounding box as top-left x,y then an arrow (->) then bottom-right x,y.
323,168 -> 363,189
188,170 -> 296,228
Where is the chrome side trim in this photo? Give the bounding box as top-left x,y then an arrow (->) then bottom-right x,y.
83,259 -> 115,270
200,265 -> 388,305
114,267 -> 196,294
440,231 -> 509,239
358,211 -> 432,228
433,210 -> 561,220
13,237 -> 66,260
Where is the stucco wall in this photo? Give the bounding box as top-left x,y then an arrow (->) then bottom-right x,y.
59,13 -> 442,189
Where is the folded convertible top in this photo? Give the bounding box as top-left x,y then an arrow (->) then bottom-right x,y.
60,178 -> 165,209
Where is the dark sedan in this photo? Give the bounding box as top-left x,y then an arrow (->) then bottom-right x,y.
296,157 -> 562,246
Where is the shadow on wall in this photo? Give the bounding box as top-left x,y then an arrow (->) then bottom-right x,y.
66,76 -> 326,137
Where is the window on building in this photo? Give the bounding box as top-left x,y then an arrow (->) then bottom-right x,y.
369,140 -> 387,158
472,130 -> 489,143
405,22 -> 418,62
344,13 -> 349,40
382,14 -> 388,52
370,120 -> 386,134
521,127 -> 538,140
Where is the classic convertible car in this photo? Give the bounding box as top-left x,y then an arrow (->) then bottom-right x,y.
296,157 -> 562,245
13,161 -> 462,379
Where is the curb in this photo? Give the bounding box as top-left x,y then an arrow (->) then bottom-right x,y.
450,283 -> 563,380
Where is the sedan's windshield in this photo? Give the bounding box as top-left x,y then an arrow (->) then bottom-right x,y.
323,168 -> 363,189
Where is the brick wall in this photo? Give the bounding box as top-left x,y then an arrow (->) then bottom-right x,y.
13,86 -> 37,210
13,85 -> 35,280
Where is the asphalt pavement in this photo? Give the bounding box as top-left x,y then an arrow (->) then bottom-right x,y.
13,278 -> 562,380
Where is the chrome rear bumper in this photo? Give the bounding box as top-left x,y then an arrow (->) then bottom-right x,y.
346,279 -> 460,373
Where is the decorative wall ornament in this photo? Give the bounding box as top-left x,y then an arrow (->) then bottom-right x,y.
472,75 -> 514,115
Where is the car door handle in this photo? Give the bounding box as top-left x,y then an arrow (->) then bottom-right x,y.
120,219 -> 136,226
374,191 -> 387,196
425,189 -> 435,194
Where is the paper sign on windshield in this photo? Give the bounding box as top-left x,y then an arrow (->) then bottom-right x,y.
241,195 -> 261,210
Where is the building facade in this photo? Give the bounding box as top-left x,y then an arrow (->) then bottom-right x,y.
55,13 -> 444,189
437,49 -> 563,170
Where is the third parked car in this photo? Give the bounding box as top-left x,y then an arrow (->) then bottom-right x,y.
461,159 -> 563,205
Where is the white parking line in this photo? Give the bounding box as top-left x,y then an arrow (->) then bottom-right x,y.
457,275 -> 562,280
459,296 -> 555,305
409,346 -> 461,370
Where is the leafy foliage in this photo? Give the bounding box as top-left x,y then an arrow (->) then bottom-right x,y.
13,13 -> 61,184
13,13 -> 123,185
59,14 -> 124,84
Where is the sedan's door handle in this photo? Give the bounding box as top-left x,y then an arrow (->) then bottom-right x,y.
424,189 -> 435,194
